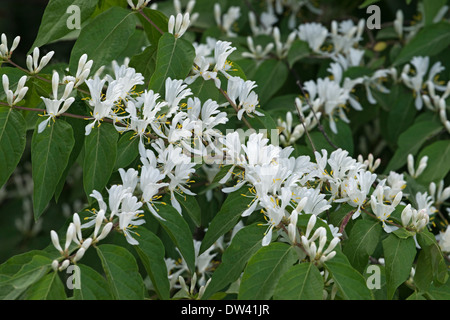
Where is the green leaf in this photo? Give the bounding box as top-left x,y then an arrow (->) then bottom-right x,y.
83,123 -> 119,198
114,131 -> 140,170
393,22 -> 450,66
188,77 -> 220,103
175,194 -> 202,228
423,0 -> 448,25
415,230 -> 449,288
427,277 -> 450,299
31,0 -> 99,49
416,140 -> 450,185
343,219 -> 383,273
359,0 -> 381,8
23,271 -> 66,300
148,32 -> 195,94
324,251 -> 374,300
199,187 -> 253,254
383,85 -> 416,148
238,242 -> 297,300
138,8 -> 168,47
54,101 -> 89,201
201,223 -> 264,300
287,40 -> 311,67
31,119 -> 75,219
96,244 -> 146,300
382,234 -> 416,299
72,264 -> 114,300
384,119 -> 443,173
69,7 -> 137,74
273,262 -> 324,300
134,227 -> 170,300
0,254 -> 53,300
246,109 -> 278,137
253,59 -> 289,105
308,119 -> 354,156
155,204 -> 196,274
128,45 -> 157,88
0,107 -> 27,189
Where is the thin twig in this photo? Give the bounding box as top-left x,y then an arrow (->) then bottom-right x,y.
5,59 -> 90,95
1,102 -> 158,139
138,9 -> 164,35
294,96 -> 316,153
287,63 -> 339,150
219,88 -> 253,129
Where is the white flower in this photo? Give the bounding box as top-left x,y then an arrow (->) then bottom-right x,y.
212,40 -> 236,85
38,71 -> 75,133
401,56 -> 446,110
297,22 -> 328,54
226,76 -> 263,120
140,163 -> 169,219
105,60 -> 144,100
2,74 -> 28,107
273,27 -> 297,59
118,211 -> 145,245
429,180 -> 450,206
164,77 -> 192,117
84,76 -> 124,135
415,191 -> 437,217
167,162 -> 196,214
340,171 -> 377,219
184,55 -> 218,86
119,168 -> 139,193
0,33 -> 20,59
168,13 -> 191,38
303,77 -> 350,134
26,47 -> 54,74
214,4 -> 241,37
370,189 -> 402,233
241,36 -> 274,61
300,215 -> 340,266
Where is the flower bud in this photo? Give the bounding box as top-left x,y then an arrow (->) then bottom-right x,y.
51,230 -> 63,254
58,259 -> 70,271
73,248 -> 86,262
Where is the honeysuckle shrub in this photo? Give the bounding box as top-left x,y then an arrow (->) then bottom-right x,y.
1,0 -> 450,301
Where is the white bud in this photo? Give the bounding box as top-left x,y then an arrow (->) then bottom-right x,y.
407,154 -> 415,177
392,192 -> 403,207
58,259 -> 70,271
323,237 -> 340,256
73,213 -> 82,242
288,223 -> 297,244
81,237 -> 93,250
95,222 -> 113,242
65,223 -> 75,251
73,248 -> 86,262
51,260 -> 59,271
51,230 -> 63,254
305,214 -> 316,238
401,204 -> 412,227
296,197 -> 308,213
415,156 -> 428,178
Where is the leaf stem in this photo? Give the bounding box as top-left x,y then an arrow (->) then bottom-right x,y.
138,9 -> 164,35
